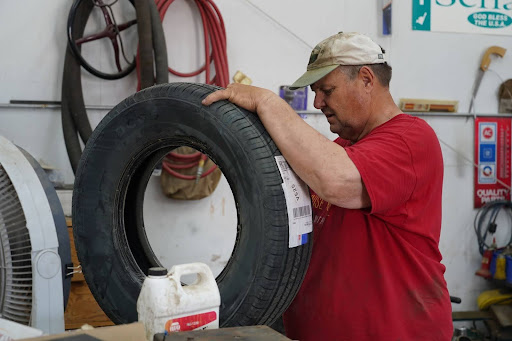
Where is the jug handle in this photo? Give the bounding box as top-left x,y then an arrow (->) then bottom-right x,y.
169,263 -> 217,293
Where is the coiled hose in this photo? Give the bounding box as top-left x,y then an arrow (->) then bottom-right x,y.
474,200 -> 512,255
63,0 -> 168,173
149,0 -> 228,180
155,0 -> 229,87
62,0 -> 94,173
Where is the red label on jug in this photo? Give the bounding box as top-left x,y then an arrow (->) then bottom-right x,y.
165,311 -> 217,332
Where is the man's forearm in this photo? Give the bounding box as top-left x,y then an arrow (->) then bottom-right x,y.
256,96 -> 368,208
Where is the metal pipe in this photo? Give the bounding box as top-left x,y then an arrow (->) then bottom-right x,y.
0,103 -> 113,111
2,104 -> 512,118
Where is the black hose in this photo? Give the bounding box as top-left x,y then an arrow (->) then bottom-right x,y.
63,0 -> 168,173
65,42 -> 93,146
135,0 -> 154,89
61,67 -> 82,173
65,0 -> 94,144
61,0 -> 94,172
474,200 -> 512,255
148,0 -> 168,85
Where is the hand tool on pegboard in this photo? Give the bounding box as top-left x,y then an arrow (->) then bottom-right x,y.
468,46 -> 507,113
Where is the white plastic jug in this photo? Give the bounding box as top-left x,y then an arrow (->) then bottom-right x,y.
137,263 -> 221,341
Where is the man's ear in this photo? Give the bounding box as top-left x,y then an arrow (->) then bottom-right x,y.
359,66 -> 375,89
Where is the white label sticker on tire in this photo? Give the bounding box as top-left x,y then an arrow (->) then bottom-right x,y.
275,156 -> 313,248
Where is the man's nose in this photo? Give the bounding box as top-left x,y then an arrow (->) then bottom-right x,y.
313,94 -> 325,109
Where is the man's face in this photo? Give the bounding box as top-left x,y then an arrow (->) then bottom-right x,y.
311,67 -> 370,141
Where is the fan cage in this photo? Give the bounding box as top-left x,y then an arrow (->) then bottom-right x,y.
0,164 -> 33,325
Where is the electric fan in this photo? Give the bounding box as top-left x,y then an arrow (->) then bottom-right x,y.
0,135 -> 71,335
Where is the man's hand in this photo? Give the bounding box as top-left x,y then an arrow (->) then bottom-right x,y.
202,82 -> 368,209
202,83 -> 278,113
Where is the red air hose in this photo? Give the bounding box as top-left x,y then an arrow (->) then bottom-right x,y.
163,153 -> 218,180
138,0 -> 228,181
155,0 -> 229,181
136,0 -> 229,88
155,0 -> 229,87
162,152 -> 218,181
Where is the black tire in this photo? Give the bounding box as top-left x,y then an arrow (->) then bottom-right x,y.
72,82 -> 312,326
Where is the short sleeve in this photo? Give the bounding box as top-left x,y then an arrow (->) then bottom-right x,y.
344,132 -> 416,215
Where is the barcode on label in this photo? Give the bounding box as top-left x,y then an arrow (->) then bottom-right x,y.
278,160 -> 289,171
293,205 -> 311,218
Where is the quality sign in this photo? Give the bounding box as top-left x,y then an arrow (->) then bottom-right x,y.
413,0 -> 512,35
474,117 -> 512,208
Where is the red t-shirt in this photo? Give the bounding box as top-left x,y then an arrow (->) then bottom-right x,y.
283,114 -> 452,341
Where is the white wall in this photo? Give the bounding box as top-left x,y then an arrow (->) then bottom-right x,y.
1,0 -> 512,313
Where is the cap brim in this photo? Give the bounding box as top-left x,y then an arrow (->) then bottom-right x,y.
289,65 -> 339,90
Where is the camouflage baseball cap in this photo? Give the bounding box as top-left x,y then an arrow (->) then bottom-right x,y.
289,32 -> 386,90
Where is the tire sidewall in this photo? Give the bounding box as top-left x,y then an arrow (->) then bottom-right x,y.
73,95 -> 275,323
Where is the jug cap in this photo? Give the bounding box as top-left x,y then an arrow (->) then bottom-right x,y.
148,267 -> 168,276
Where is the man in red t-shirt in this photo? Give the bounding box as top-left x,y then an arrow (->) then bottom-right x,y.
203,32 -> 452,340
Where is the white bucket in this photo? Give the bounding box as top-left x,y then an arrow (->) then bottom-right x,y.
137,263 -> 221,341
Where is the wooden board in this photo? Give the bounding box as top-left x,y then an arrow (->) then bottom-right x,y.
67,224 -> 84,282
452,310 -> 493,321
153,326 -> 291,341
491,304 -> 512,327
64,281 -> 115,330
65,219 -> 114,330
